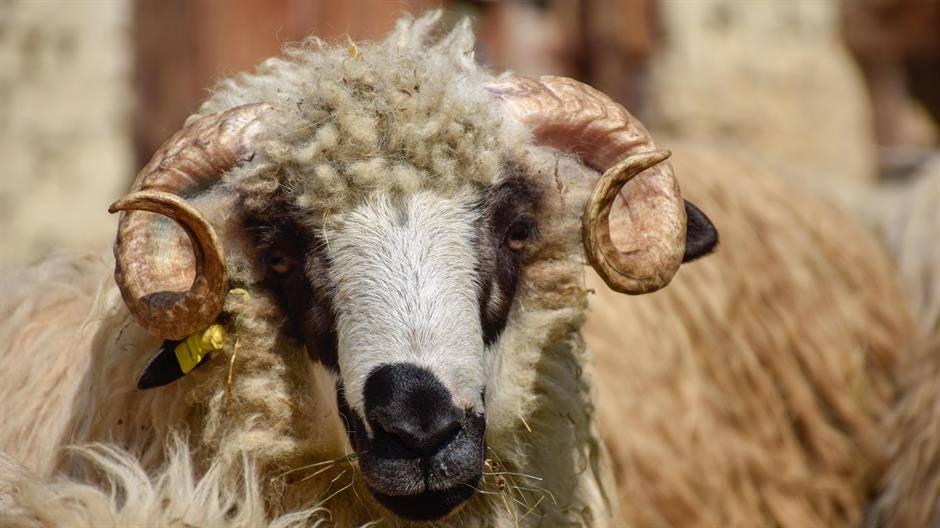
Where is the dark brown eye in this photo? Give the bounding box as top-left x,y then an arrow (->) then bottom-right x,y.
268,250 -> 294,274
505,222 -> 531,252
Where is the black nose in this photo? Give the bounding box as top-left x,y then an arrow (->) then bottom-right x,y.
364,363 -> 464,456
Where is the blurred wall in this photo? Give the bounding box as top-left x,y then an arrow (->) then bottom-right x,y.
843,0 -> 940,178
474,0 -> 657,114
131,0 -> 658,166
133,0 -> 438,168
0,0 -> 131,269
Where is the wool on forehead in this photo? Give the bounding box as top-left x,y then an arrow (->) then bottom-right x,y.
197,12 -> 528,215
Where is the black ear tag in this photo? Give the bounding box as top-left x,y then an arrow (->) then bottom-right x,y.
136,324 -> 226,390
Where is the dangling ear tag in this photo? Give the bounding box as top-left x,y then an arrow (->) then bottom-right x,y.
137,324 -> 227,390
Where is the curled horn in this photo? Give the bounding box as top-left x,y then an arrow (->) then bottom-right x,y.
109,103 -> 272,340
485,76 -> 686,294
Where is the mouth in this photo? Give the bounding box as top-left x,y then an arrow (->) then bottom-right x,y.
357,413 -> 486,521
337,385 -> 486,521
370,476 -> 480,521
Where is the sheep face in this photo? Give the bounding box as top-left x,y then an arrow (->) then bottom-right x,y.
246,174 -> 540,520
109,16 -> 718,521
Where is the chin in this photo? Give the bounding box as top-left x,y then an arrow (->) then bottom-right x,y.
371,477 -> 479,521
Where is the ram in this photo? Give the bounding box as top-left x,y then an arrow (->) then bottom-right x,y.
0,14 -> 717,526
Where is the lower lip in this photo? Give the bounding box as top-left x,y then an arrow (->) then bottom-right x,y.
370,475 -> 480,521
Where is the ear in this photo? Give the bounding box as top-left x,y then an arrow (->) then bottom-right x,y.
137,340 -> 212,389
682,200 -> 719,263
137,341 -> 186,389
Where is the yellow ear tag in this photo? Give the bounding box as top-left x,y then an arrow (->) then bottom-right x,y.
175,324 -> 226,374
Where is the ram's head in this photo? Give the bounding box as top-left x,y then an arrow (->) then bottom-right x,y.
108,32 -> 716,521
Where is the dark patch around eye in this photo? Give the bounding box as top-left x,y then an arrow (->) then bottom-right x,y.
477,168 -> 542,346
245,201 -> 339,372
505,219 -> 535,252
268,250 -> 294,274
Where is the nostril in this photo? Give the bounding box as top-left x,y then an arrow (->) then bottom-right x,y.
380,409 -> 463,456
364,363 -> 468,457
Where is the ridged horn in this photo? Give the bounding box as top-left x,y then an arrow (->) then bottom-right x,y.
110,103 -> 272,339
485,76 -> 686,294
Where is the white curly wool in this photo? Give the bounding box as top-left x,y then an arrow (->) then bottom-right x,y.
0,438 -> 329,528
202,13 -> 527,217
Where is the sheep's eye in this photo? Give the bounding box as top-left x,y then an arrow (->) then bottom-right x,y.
268,250 -> 294,274
505,222 -> 531,252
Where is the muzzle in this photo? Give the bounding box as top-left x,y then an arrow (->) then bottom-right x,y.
341,363 -> 485,521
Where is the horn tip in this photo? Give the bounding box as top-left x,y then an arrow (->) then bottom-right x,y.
651,149 -> 672,163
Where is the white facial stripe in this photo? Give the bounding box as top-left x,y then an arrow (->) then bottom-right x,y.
327,189 -> 485,414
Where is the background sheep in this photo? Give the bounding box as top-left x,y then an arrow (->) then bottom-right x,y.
880,162 -> 940,342
646,0 -> 878,185
867,331 -> 940,528
864,164 -> 940,528
637,5 -> 940,521
787,134 -> 940,528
